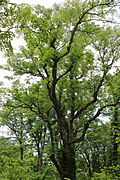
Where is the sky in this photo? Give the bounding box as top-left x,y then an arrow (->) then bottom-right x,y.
11,0 -> 65,7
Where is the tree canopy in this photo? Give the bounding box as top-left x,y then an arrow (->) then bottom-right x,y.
0,0 -> 120,180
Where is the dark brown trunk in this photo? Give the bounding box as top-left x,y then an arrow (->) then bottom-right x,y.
58,117 -> 76,180
51,143 -> 76,180
50,121 -> 76,180
61,142 -> 76,180
19,142 -> 24,160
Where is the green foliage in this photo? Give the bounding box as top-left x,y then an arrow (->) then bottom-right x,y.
92,165 -> 120,180
0,138 -> 59,180
0,0 -> 120,179
76,121 -> 112,178
0,1 -> 17,52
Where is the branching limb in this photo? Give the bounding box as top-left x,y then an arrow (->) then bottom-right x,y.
50,154 -> 62,177
57,2 -> 113,60
70,100 -> 120,144
72,70 -> 107,121
43,64 -> 49,79
56,64 -> 73,83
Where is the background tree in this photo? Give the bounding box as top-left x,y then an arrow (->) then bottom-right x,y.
0,83 -> 60,179
76,121 -> 111,179
106,72 -> 120,166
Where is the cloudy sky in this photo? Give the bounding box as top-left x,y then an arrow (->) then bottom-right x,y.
12,0 -> 65,7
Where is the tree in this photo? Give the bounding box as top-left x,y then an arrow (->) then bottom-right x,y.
0,83 -> 46,167
1,0 -> 120,179
1,105 -> 28,160
0,85 -> 59,179
76,121 -> 112,178
106,72 -> 120,166
0,136 -> 34,180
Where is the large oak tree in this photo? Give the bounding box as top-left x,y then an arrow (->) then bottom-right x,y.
0,0 -> 120,179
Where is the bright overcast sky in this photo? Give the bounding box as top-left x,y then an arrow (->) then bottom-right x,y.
11,0 -> 65,7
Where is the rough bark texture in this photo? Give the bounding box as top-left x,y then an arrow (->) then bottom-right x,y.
61,143 -> 76,180
50,143 -> 76,180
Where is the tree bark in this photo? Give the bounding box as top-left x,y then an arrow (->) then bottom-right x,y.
60,142 -> 76,180
50,118 -> 76,180
36,142 -> 43,171
19,141 -> 24,160
50,143 -> 76,180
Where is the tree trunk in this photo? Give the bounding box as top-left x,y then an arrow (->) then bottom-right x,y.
36,142 -> 43,171
19,142 -> 24,160
61,142 -> 76,180
51,142 -> 76,180
50,133 -> 76,180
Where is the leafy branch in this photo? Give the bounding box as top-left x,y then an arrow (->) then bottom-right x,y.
70,99 -> 120,144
